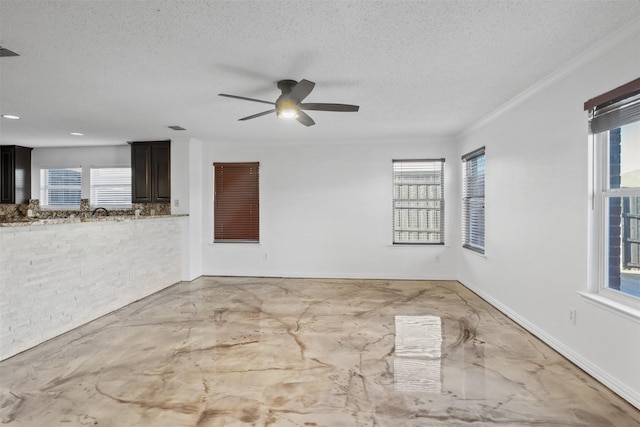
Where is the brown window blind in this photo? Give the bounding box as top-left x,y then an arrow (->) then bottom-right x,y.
214,162 -> 259,242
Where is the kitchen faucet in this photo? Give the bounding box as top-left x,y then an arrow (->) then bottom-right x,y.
92,207 -> 109,216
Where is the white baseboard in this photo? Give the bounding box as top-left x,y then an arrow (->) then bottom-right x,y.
202,270 -> 457,281
459,279 -> 640,411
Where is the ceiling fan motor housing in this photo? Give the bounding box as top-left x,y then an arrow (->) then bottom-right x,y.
277,79 -> 298,95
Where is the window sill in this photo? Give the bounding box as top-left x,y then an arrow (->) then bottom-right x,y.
577,291 -> 640,324
211,241 -> 261,245
462,247 -> 487,258
388,243 -> 447,247
40,206 -> 81,211
392,241 -> 445,245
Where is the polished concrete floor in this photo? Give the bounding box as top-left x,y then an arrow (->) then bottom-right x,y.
1,276 -> 639,426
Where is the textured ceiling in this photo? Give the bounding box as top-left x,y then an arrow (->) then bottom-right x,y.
1,0 -> 640,148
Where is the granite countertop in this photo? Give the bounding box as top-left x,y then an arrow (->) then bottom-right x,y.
0,214 -> 188,227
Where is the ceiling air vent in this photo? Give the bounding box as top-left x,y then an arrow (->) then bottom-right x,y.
0,47 -> 20,57
168,125 -> 186,131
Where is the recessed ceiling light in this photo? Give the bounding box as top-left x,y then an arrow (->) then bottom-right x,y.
2,114 -> 20,120
168,125 -> 186,131
70,132 -> 84,136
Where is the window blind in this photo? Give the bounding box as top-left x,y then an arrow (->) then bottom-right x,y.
90,167 -> 132,206
462,148 -> 485,253
392,159 -> 445,244
40,168 -> 82,207
214,162 -> 259,242
586,77 -> 640,134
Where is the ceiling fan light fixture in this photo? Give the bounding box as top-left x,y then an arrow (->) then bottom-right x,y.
278,109 -> 299,119
276,98 -> 299,119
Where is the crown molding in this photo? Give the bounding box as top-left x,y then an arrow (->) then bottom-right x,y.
459,16 -> 640,139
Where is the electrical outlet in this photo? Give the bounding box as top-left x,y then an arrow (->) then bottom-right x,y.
174,199 -> 180,207
568,307 -> 576,325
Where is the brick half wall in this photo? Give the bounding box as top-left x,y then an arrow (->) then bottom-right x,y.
0,217 -> 182,360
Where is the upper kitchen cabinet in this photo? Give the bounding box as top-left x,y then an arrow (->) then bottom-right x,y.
1,145 -> 33,204
130,140 -> 171,203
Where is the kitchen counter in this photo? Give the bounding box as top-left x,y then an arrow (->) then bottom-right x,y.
0,214 -> 187,227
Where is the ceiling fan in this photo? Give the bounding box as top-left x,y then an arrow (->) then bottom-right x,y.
219,79 -> 359,127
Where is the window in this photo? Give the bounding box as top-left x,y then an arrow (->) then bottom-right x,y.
40,168 -> 82,208
90,167 -> 132,207
392,159 -> 445,244
587,78 -> 640,300
462,148 -> 485,254
214,162 -> 259,242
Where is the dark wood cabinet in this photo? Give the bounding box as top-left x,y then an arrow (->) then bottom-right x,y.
1,145 -> 32,204
130,140 -> 170,203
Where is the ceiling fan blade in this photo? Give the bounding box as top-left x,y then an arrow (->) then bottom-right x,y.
288,79 -> 315,103
238,109 -> 276,121
219,93 -> 275,105
300,103 -> 360,112
296,110 -> 315,127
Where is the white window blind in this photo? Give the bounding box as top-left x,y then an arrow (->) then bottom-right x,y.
90,167 -> 132,207
40,168 -> 82,207
462,148 -> 485,254
393,159 -> 445,244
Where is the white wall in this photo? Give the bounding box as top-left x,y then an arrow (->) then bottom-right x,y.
457,27 -> 640,407
187,138 -> 204,280
170,139 -> 190,216
170,137 -> 204,281
200,138 -> 459,279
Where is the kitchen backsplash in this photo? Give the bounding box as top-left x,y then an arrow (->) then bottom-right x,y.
0,199 -> 171,221
0,203 -> 29,221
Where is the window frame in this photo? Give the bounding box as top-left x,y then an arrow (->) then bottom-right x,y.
392,159 -> 445,245
592,130 -> 640,310
586,77 -> 640,314
462,147 -> 485,254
